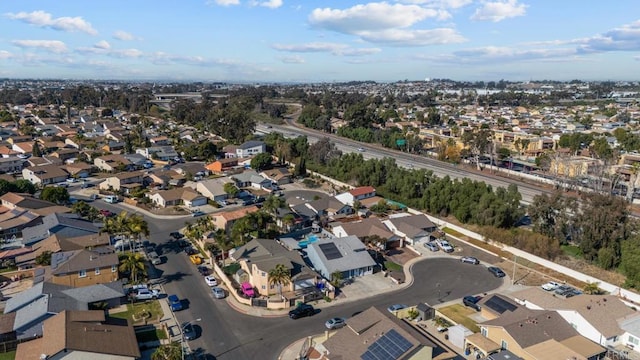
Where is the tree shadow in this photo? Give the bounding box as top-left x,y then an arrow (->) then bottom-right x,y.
154,271 -> 191,285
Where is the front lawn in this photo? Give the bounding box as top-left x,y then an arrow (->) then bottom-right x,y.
384,261 -> 403,272
111,300 -> 163,324
438,304 -> 480,333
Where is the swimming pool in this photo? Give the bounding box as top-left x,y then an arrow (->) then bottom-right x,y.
298,234 -> 319,249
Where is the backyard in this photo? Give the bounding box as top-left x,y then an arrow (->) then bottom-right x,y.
0,351 -> 15,360
438,304 -> 480,333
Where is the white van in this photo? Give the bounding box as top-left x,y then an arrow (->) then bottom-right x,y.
104,195 -> 119,204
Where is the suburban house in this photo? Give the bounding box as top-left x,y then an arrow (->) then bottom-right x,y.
472,308 -> 606,360
99,171 -> 144,193
236,140 -> 265,158
320,306 -> 436,360
304,196 -> 353,220
305,235 -> 376,280
1,281 -> 125,340
335,186 -> 377,206
260,167 -> 293,185
0,208 -> 43,239
0,192 -> 57,210
49,248 -> 119,287
147,187 -> 207,208
511,287 -> 638,347
332,217 -> 401,249
231,170 -> 272,190
0,157 -> 25,174
382,213 -> 439,246
15,233 -> 111,268
11,142 -> 33,154
63,162 -> 92,178
211,206 -> 260,234
93,154 -> 131,172
15,310 -> 141,360
21,213 -> 100,246
50,147 -> 79,162
194,178 -> 229,202
619,315 -> 640,356
477,293 -> 522,321
205,158 -> 239,174
231,238 -> 318,296
145,169 -> 185,188
136,146 -> 179,161
22,165 -> 69,185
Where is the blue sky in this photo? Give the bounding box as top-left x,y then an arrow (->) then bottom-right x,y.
0,0 -> 639,82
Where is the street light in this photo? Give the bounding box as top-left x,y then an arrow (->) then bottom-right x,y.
182,318 -> 201,360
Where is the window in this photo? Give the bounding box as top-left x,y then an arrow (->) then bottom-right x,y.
481,328 -> 488,337
79,270 -> 86,278
95,268 -> 100,275
261,285 -> 266,290
111,265 -> 117,273
262,272 -> 266,277
629,335 -> 639,346
501,340 -> 508,350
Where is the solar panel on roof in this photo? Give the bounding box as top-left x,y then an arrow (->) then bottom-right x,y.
484,295 -> 517,314
360,329 -> 413,360
319,243 -> 343,260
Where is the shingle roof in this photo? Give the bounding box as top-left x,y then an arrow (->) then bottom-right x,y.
307,235 -> 376,275
349,186 -> 376,197
51,249 -> 118,275
238,140 -> 265,150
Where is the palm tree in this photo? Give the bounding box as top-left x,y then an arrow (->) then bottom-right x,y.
330,270 -> 343,287
119,252 -> 146,284
151,342 -> 181,360
127,213 -> 149,245
281,213 -> 296,232
268,263 -> 291,297
583,281 -> 604,295
214,228 -> 234,266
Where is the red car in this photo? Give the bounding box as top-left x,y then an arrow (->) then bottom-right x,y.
100,209 -> 115,217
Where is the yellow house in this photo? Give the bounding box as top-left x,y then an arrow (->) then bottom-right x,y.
230,238 -> 317,297
550,156 -> 602,178
50,249 -> 119,287
475,309 -> 605,360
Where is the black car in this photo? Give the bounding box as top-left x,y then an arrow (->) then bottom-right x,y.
488,266 -> 506,278
170,232 -> 184,240
288,304 -> 315,319
463,295 -> 481,311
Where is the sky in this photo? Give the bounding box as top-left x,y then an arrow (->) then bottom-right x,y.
0,1 -> 639,83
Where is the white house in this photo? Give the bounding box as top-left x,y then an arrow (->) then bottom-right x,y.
236,140 -> 265,158
619,315 -> 640,355
335,186 -> 376,206
22,165 -> 69,185
194,178 -> 229,202
305,235 -> 376,280
382,213 -> 438,246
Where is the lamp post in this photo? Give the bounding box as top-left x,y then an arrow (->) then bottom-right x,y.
182,318 -> 201,360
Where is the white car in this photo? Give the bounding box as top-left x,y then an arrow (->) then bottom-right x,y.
436,239 -> 454,253
133,288 -> 159,301
205,275 -> 218,287
541,281 -> 561,291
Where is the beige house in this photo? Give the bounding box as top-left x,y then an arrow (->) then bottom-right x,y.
49,249 -> 119,287
99,171 -> 144,192
147,187 -> 207,208
549,156 -> 602,178
15,310 -> 140,360
230,238 -> 317,296
211,205 -> 260,233
22,164 -> 69,185
93,154 -> 131,172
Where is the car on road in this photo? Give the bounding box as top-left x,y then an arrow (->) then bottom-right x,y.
99,209 -> 114,217
357,147 -> 365,152
133,288 -> 159,301
460,256 -> 480,265
185,247 -> 199,255
66,178 -> 77,183
212,287 -> 226,299
541,281 -> 560,291
463,295 -> 481,311
189,255 -> 203,265
148,251 -> 161,265
191,210 -> 205,217
424,242 -> 439,252
436,239 -> 454,253
488,266 -> 506,278
168,294 -> 183,311
288,304 -> 315,319
325,317 -> 346,330
183,323 -> 197,340
387,304 -> 407,313
205,275 -> 218,287
170,232 -> 183,240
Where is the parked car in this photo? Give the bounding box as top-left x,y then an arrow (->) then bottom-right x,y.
148,251 -> 161,265
424,242 -> 439,252
185,247 -> 199,255
66,178 -> 77,183
133,288 -> 159,301
460,256 -> 480,265
168,294 -> 183,311
436,239 -> 454,253
197,265 -> 210,276
183,323 -> 197,340
170,232 -> 184,240
463,295 -> 481,311
212,287 -> 226,299
325,317 -> 346,330
289,304 -> 315,319
387,304 -> 407,313
191,210 -> 205,217
541,281 -> 560,291
205,275 -> 218,287
488,266 -> 506,278
241,283 -> 256,298
189,255 -> 203,265
100,209 -> 114,217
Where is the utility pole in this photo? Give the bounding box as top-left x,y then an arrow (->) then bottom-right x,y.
512,255 -> 517,285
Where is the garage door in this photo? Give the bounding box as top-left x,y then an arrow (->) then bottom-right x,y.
294,279 -> 316,290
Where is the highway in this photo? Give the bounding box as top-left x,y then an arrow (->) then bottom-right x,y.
257,123 -> 552,204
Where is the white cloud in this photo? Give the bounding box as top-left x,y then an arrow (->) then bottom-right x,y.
94,40 -> 111,50
113,30 -> 140,41
271,42 -> 381,56
358,28 -> 466,46
251,0 -> 283,9
0,50 -> 12,60
424,45 -> 577,64
309,3 -> 440,34
278,55 -> 305,64
5,10 -> 97,35
111,49 -> 144,58
398,0 -> 473,9
206,0 -> 240,6
11,40 -> 68,53
471,0 -> 527,22
577,20 -> 640,53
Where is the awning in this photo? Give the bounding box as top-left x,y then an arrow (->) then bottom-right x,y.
465,333 -> 501,356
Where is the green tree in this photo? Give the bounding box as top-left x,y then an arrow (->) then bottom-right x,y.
35,251 -> 52,265
223,182 -> 239,197
151,342 -> 181,360
330,270 -> 343,287
13,179 -> 36,194
40,186 -> 70,204
32,141 -> 42,157
119,252 -> 146,284
268,263 -> 291,297
250,152 -> 273,171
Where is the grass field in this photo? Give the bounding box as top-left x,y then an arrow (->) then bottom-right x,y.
0,351 -> 15,360
111,300 -> 163,324
384,261 -> 403,272
438,304 -> 480,333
